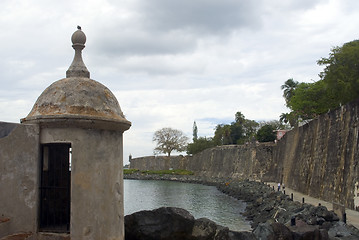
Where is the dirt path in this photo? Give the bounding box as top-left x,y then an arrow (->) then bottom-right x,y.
267,182 -> 359,229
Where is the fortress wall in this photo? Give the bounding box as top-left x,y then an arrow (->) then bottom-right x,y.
274,99 -> 359,209
186,143 -> 276,180
129,155 -> 190,171
129,99 -> 359,209
130,143 -> 276,181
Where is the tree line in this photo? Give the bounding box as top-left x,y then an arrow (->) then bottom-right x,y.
186,113 -> 286,155
153,39 -> 359,156
153,112 -> 285,156
280,39 -> 359,126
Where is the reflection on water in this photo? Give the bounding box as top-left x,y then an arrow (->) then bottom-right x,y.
124,179 -> 251,231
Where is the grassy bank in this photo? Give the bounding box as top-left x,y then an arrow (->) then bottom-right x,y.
124,169 -> 194,176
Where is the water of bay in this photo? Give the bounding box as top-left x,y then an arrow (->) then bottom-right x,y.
124,179 -> 252,232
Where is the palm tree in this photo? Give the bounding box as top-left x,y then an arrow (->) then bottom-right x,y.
281,78 -> 299,106
279,112 -> 297,128
279,113 -> 289,124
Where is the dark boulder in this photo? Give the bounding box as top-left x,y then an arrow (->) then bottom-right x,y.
228,231 -> 257,240
253,222 -> 274,239
254,220 -> 330,240
289,219 -> 329,240
123,176 -> 359,239
253,221 -> 293,240
328,221 -> 355,239
124,207 -> 195,240
124,207 -> 256,240
191,218 -> 218,239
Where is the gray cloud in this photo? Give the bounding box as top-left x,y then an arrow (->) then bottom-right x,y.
1,0 -> 359,161
138,0 -> 263,34
92,28 -> 197,56
91,0 -> 264,58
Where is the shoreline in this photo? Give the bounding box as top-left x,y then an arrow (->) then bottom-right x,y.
124,173 -> 359,239
124,175 -> 252,233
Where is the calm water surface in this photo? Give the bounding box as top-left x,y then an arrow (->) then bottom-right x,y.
124,179 -> 251,231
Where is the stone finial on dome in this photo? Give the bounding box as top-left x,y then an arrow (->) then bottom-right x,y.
66,26 -> 90,78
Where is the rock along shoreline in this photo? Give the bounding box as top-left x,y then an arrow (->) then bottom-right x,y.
124,173 -> 359,240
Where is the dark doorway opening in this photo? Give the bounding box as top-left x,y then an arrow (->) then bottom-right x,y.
39,143 -> 71,233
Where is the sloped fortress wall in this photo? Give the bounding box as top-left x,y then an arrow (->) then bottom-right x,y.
130,143 -> 276,181
130,99 -> 359,209
0,122 -> 40,238
129,155 -> 189,171
186,143 -> 276,180
274,99 -> 359,209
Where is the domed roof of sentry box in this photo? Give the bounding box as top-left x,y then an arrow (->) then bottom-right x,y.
21,27 -> 131,131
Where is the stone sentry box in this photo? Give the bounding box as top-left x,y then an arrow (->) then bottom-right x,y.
0,27 -> 131,240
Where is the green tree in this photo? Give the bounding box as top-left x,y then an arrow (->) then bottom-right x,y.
281,40 -> 359,127
317,39 -> 359,106
153,128 -> 189,156
234,112 -> 259,144
187,137 -> 215,155
241,119 -> 259,143
235,111 -> 246,124
213,112 -> 258,145
258,120 -> 288,131
288,81 -> 335,119
281,78 -> 299,107
230,123 -> 244,144
213,124 -> 232,145
192,121 -> 198,141
279,111 -> 302,128
256,124 -> 276,142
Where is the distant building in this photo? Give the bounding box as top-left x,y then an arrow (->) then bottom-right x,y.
275,129 -> 288,140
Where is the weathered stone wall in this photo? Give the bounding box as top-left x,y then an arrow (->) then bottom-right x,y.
186,143 -> 276,180
130,143 -> 276,181
130,99 -> 359,210
274,99 -> 359,209
129,155 -> 190,171
0,122 -> 40,238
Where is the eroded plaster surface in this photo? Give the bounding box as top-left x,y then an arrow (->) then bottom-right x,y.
354,182 -> 359,210
0,123 -> 39,238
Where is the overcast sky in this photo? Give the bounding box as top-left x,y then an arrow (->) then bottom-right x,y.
1,0 -> 359,164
